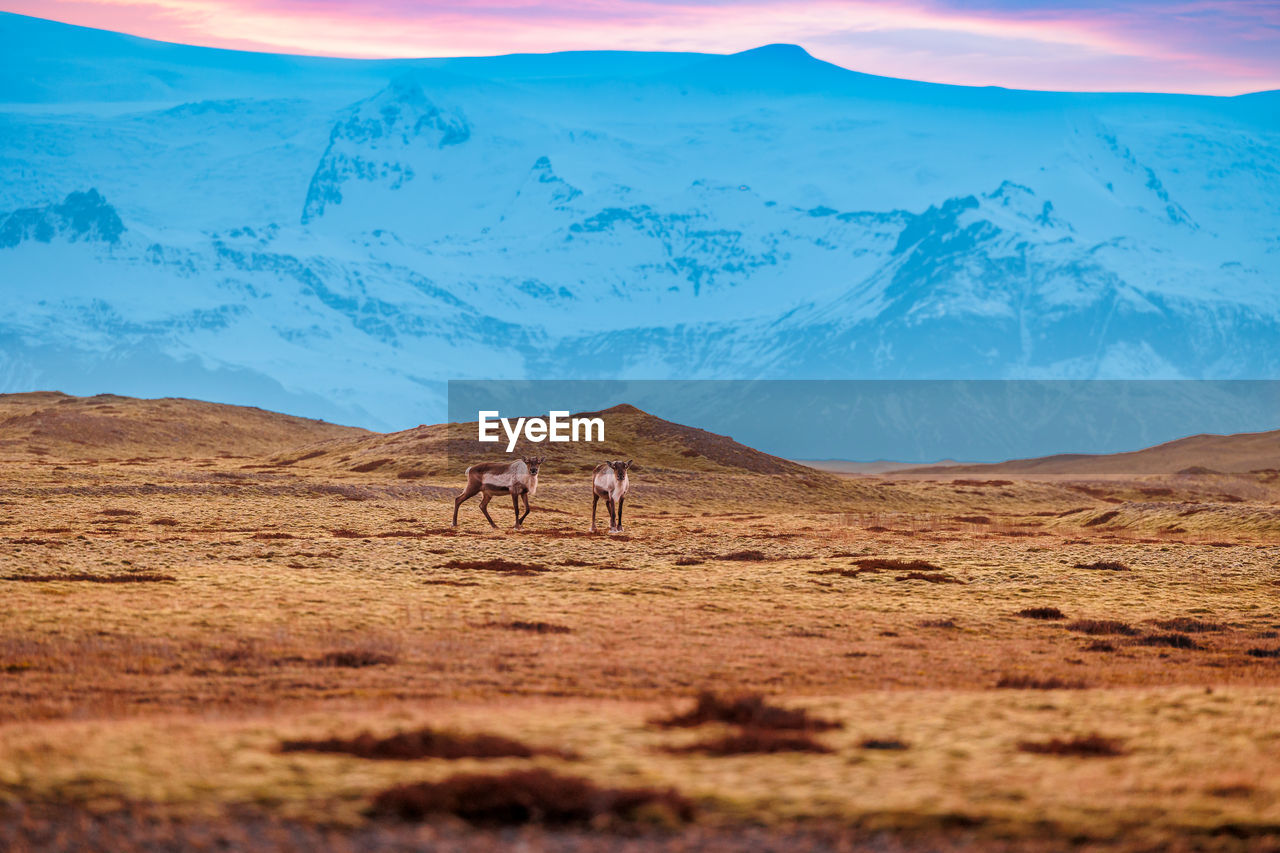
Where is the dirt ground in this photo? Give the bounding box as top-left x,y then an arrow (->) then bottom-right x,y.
2,398 -> 1279,850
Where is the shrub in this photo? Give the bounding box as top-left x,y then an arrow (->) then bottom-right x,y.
860,738 -> 909,750
367,769 -> 694,826
674,557 -> 703,566
664,729 -> 832,755
1019,734 -> 1125,757
1074,560 -> 1130,571
317,649 -> 396,668
443,558 -> 548,576
856,558 -> 943,572
2,572 -> 176,583
493,621 -> 571,634
281,728 -> 553,760
1136,633 -> 1200,649
1246,647 -> 1280,658
1067,620 -> 1139,636
896,571 -> 963,584
1017,607 -> 1066,620
996,674 -> 1086,689
1082,511 -> 1121,527
716,550 -> 768,561
1152,617 -> 1223,633
651,692 -> 842,731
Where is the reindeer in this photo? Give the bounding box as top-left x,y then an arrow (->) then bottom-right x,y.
452,456 -> 543,529
591,459 -> 631,533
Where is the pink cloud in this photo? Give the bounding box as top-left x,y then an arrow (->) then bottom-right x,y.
2,0 -> 1276,94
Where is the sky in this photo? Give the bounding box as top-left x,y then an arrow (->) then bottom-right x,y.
5,0 -> 1279,94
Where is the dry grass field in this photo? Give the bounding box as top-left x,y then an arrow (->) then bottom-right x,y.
2,392 -> 1279,851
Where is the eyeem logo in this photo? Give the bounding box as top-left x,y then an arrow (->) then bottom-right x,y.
478,411 -> 606,452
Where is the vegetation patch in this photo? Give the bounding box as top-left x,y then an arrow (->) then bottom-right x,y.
443,558 -> 548,576
349,458 -> 393,473
1135,633 -> 1201,650
1152,617 -> 1224,633
491,620 -> 571,634
367,769 -> 694,827
1074,560 -> 1130,571
1246,647 -> 1280,658
674,557 -> 704,566
1019,734 -> 1126,757
996,674 -> 1087,690
920,618 -> 959,629
1067,620 -> 1139,636
1,572 -> 176,583
663,729 -> 832,755
1083,510 -> 1121,527
895,572 -> 963,584
860,738 -> 909,750
715,550 -> 769,561
1017,607 -> 1066,620
856,558 -> 944,572
316,649 -> 397,668
652,692 -> 842,731
281,727 -> 555,760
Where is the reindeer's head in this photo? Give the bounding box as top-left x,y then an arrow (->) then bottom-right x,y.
607,459 -> 632,479
522,456 -> 544,476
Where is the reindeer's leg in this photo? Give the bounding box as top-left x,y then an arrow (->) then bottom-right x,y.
512,490 -> 522,528
617,496 -> 625,532
591,492 -> 600,533
607,497 -> 617,533
518,492 -> 531,525
478,492 -> 497,528
453,481 -> 480,526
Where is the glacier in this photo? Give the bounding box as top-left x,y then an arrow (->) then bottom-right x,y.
1,11 -> 1278,431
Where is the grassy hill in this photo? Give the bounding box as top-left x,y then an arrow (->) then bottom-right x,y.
887,428 -> 1280,477
0,391 -> 365,460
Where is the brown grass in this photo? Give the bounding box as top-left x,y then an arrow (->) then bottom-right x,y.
316,649 -> 397,667
1074,560 -> 1130,571
651,692 -> 842,731
663,729 -> 832,755
715,550 -> 768,562
1152,618 -> 1224,633
1135,633 -> 1201,650
280,727 -> 554,760
1067,620 -> 1140,636
1018,734 -> 1126,757
366,769 -> 694,826
995,674 -> 1087,689
859,738 -> 909,750
1017,607 -> 1066,620
492,621 -> 572,634
895,571 -> 963,584
1,572 -> 176,583
442,558 -> 549,575
854,558 -> 944,572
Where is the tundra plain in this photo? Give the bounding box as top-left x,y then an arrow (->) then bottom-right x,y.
1,393 -> 1279,851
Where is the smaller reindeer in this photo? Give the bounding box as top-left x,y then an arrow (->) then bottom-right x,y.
591,459 -> 632,533
453,456 -> 543,529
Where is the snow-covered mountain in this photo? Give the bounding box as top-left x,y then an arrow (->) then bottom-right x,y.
1,12 -> 1278,430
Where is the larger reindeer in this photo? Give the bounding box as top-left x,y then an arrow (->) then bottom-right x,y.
452,456 -> 543,529
591,459 -> 631,533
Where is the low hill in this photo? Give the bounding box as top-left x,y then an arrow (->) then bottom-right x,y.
889,428 -> 1280,477
0,391 -> 365,459
270,404 -> 838,482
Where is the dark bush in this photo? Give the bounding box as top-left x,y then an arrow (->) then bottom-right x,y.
651,692 -> 842,731
367,769 -> 694,826
1017,607 -> 1066,620
995,674 -> 1086,689
443,558 -> 548,576
664,729 -> 831,755
1067,620 -> 1139,636
317,649 -> 396,667
1152,617 -> 1223,633
1019,734 -> 1125,757
1074,561 -> 1130,571
1136,633 -> 1200,649
281,727 -> 554,760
